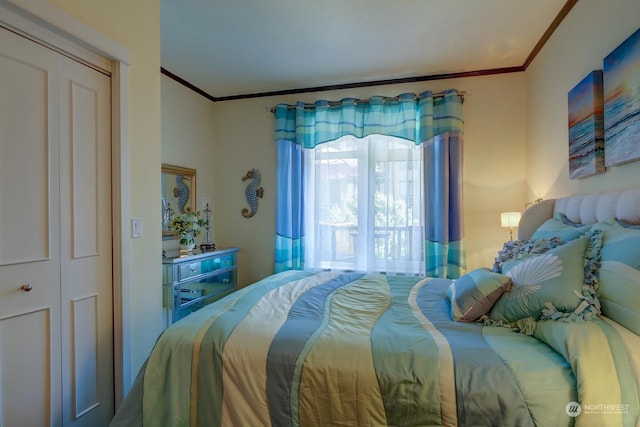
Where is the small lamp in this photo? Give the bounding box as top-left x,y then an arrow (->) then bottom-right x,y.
500,212 -> 521,241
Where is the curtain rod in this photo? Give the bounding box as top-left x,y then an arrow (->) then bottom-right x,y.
269,90 -> 467,113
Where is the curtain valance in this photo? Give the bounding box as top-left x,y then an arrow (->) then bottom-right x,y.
274,89 -> 463,148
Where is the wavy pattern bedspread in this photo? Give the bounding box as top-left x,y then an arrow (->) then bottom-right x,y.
111,270 -> 639,427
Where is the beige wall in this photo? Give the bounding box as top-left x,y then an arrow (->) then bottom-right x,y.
46,0 -> 162,388
525,0 -> 640,200
161,75 -> 217,252
210,73 -> 528,286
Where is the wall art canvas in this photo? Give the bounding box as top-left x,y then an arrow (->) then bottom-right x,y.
568,70 -> 605,179
604,27 -> 640,167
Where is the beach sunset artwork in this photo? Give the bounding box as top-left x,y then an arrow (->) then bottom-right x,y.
604,27 -> 640,167
568,70 -> 605,179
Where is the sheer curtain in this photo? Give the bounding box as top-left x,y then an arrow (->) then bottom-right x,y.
274,90 -> 465,278
304,135 -> 424,274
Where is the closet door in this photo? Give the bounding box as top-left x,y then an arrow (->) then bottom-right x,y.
0,26 -> 114,427
0,26 -> 64,427
59,54 -> 113,426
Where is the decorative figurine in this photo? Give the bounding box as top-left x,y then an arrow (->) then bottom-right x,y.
200,202 -> 216,252
241,169 -> 264,218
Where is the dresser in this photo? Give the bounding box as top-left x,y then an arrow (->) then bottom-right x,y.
162,247 -> 239,327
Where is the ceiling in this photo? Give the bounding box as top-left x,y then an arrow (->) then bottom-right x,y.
161,0 -> 571,101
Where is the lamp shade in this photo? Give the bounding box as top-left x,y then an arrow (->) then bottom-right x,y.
500,212 -> 521,228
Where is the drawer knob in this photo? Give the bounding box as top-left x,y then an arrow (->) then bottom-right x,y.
20,284 -> 33,292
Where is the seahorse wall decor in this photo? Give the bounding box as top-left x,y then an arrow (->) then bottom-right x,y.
173,175 -> 190,213
241,169 -> 264,218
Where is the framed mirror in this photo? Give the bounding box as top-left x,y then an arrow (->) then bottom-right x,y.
162,164 -> 196,238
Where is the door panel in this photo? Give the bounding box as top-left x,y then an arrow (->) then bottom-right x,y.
70,295 -> 100,418
0,308 -> 56,426
0,32 -> 55,266
69,80 -> 100,258
59,56 -> 113,427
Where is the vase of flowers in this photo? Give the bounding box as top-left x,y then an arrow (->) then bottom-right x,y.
168,210 -> 208,254
178,232 -> 195,252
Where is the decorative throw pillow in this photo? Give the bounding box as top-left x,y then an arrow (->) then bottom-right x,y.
492,237 -> 564,273
489,237 -> 589,323
446,268 -> 512,322
531,212 -> 592,241
591,219 -> 640,335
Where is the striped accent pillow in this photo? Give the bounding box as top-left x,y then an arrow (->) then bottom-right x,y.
446,268 -> 512,322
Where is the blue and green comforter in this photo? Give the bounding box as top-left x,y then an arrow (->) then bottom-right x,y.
112,270 -> 639,427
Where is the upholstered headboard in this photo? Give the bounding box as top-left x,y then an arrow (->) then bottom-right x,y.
519,188 -> 640,240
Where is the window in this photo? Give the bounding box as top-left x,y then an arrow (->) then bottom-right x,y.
304,134 -> 425,275
274,91 -> 465,277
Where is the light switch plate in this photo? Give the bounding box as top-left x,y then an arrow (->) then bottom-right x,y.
131,218 -> 143,238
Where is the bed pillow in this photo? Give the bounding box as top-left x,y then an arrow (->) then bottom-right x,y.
591,219 -> 640,335
531,212 -> 592,241
446,268 -> 512,322
489,237 -> 589,323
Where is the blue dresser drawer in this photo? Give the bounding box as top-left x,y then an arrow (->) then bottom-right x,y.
162,247 -> 239,328
179,262 -> 201,280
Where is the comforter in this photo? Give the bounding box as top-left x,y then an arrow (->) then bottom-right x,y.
111,270 -> 639,427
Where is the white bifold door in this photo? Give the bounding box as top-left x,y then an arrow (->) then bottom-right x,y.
0,25 -> 113,427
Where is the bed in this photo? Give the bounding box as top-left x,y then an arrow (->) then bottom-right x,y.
111,188 -> 640,427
